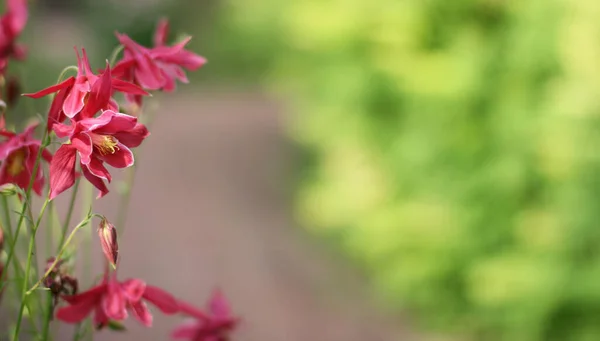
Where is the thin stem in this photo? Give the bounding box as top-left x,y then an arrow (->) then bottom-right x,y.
116,163 -> 136,234
13,196 -> 49,340
109,44 -> 124,67
41,291 -> 53,341
27,217 -> 91,294
9,129 -> 49,341
58,178 -> 80,252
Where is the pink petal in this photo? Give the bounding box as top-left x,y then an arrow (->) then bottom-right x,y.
93,304 -> 109,329
23,76 -> 74,98
120,278 -> 146,302
62,83 -> 88,118
87,157 -> 111,181
208,289 -> 231,318
52,122 -> 75,139
56,300 -> 96,324
99,143 -> 133,168
81,165 -> 109,199
112,123 -> 149,148
46,85 -> 71,132
143,285 -> 179,314
134,52 -> 165,90
112,78 -> 149,96
153,18 -> 169,47
103,278 -> 128,321
178,300 -> 208,319
81,61 -> 112,118
7,0 -> 27,34
95,111 -> 137,135
78,110 -> 114,131
130,300 -> 153,327
49,144 -> 77,200
171,319 -> 201,339
61,284 -> 107,305
71,133 -> 92,165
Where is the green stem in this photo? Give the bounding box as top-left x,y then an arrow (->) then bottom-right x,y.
109,45 -> 124,67
58,178 -> 80,252
13,196 -> 49,340
27,216 -> 92,295
41,291 -> 53,341
9,129 -> 49,341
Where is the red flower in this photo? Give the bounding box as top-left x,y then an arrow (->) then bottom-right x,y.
172,290 -> 238,341
49,109 -> 149,199
0,124 -> 51,195
24,48 -> 148,131
113,18 -> 206,105
0,0 -> 27,65
56,272 -> 179,328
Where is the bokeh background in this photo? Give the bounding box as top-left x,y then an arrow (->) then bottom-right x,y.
6,0 -> 600,340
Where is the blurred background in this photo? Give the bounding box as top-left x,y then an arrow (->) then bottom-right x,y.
6,0 -> 600,340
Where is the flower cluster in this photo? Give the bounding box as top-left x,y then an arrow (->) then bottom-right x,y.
0,3 -> 238,340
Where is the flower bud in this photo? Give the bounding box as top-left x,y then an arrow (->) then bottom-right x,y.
0,183 -> 17,196
98,218 -> 119,269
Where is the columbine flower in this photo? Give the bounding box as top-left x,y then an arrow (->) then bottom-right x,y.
172,290 -> 238,341
23,48 -> 148,130
0,124 -> 51,195
49,109 -> 149,199
113,18 -> 206,105
56,272 -> 179,328
98,218 -> 119,269
0,0 -> 27,66
43,257 -> 78,318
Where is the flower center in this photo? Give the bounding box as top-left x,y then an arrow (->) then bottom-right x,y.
7,148 -> 26,176
91,134 -> 119,156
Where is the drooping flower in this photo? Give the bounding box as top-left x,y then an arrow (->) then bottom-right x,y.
23,48 -> 148,131
172,290 -> 238,341
0,123 -> 52,195
98,217 -> 119,269
43,257 -> 78,318
56,272 -> 179,328
112,18 -> 206,105
49,109 -> 149,199
0,0 -> 27,66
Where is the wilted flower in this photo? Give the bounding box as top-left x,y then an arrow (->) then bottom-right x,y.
172,290 -> 238,341
49,109 -> 149,199
43,257 -> 78,318
56,272 -> 179,328
113,18 -> 206,105
98,218 -> 118,268
0,124 -> 51,195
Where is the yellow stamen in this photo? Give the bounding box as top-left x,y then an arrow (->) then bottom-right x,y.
7,149 -> 26,176
94,135 -> 120,156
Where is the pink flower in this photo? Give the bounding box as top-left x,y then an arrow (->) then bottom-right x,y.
172,290 -> 238,341
24,48 -> 148,130
56,272 -> 179,328
0,0 -> 27,64
113,18 -> 206,104
49,109 -> 149,199
0,124 -> 51,195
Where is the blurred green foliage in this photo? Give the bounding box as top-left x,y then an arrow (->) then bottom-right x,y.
221,0 -> 600,340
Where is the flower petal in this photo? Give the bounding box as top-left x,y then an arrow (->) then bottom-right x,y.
22,76 -> 74,98
49,144 -> 77,200
94,111 -> 137,135
81,164 -> 109,199
120,278 -> 146,302
52,122 -> 75,139
112,123 -> 149,148
62,83 -> 88,118
87,157 -> 111,181
130,300 -> 153,327
71,133 -> 92,165
143,285 -> 179,314
103,278 -> 128,321
170,319 -> 201,339
111,79 -> 149,96
82,61 -> 112,118
56,299 -> 96,324
208,289 -> 231,318
100,143 -> 134,169
153,18 -> 169,47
